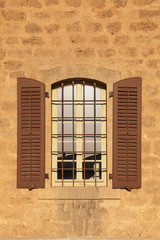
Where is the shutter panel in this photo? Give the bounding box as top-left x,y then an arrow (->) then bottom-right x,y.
113,77 -> 142,189
17,78 -> 45,188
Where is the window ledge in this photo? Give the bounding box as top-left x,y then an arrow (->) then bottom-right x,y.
37,186 -> 120,200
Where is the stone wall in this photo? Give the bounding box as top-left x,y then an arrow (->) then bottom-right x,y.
0,0 -> 160,238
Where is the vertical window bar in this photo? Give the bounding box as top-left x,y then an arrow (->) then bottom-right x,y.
61,83 -> 64,186
94,82 -> 96,186
72,81 -> 75,186
83,81 -> 85,186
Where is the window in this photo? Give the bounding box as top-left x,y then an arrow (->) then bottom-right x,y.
51,80 -> 107,186
17,77 -> 142,190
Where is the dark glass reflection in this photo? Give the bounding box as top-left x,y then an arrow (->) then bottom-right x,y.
82,162 -> 101,179
57,162 -> 76,179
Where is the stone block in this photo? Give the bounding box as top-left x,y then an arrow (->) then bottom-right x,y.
98,48 -> 116,58
147,59 -> 160,69
0,48 -> 5,60
140,10 -> 160,18
17,0 -> 41,8
65,0 -> 82,7
70,35 -> 85,44
142,115 -> 156,128
66,21 -> 81,31
85,22 -> 102,32
133,0 -> 156,6
75,48 -> 94,57
89,0 -> 105,8
10,71 -> 25,78
0,1 -> 5,7
129,21 -> 158,31
97,10 -> 113,18
114,35 -> 129,45
107,22 -> 121,34
45,24 -> 60,33
113,0 -> 128,7
3,37 -> 19,45
22,37 -> 44,45
91,36 -> 108,45
2,10 -> 26,21
4,61 -> 23,70
46,0 -> 59,6
25,23 -> 42,33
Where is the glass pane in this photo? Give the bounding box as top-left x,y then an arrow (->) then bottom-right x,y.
64,122 -> 72,134
85,105 -> 94,118
96,88 -> 101,100
64,105 -> 72,117
57,87 -> 62,100
96,104 -> 101,117
96,123 -> 101,134
82,162 -> 101,179
64,85 -> 72,100
57,162 -> 76,179
57,105 -> 62,117
85,122 -> 94,134
85,85 -> 94,100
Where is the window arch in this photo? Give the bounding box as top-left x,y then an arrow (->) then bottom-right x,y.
51,78 -> 107,186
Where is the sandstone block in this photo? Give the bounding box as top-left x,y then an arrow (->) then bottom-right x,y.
25,23 -> 42,33
34,12 -> 50,18
140,10 -> 160,18
142,115 -> 156,128
65,0 -> 82,7
2,10 -> 26,21
8,49 -> 32,58
143,84 -> 159,96
113,0 -> 128,7
129,21 -> 158,31
0,1 -> 5,7
119,47 -> 137,58
133,0 -> 156,6
107,22 -> 121,34
66,21 -> 81,31
75,48 -> 94,57
114,35 -> 129,45
98,48 -> 116,58
34,49 -> 55,57
70,35 -> 85,44
0,49 -> 5,60
91,36 -> 108,45
45,24 -> 60,33
3,37 -> 19,45
89,0 -> 105,8
97,10 -> 113,18
22,37 -> 44,45
4,61 -> 23,70
46,0 -> 59,6
156,71 -> 160,77
17,0 -> 41,8
142,48 -> 154,57
147,59 -> 159,68
85,22 -> 102,32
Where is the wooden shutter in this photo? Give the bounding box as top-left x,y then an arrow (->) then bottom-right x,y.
113,77 -> 142,189
17,78 -> 45,188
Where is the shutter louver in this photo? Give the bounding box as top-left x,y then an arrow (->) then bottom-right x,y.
113,77 -> 142,189
17,78 -> 45,188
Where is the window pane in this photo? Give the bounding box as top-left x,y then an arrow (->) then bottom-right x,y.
85,105 -> 94,118
82,162 -> 101,179
96,88 -> 101,100
64,85 -> 72,100
85,85 -> 94,100
57,162 -> 76,179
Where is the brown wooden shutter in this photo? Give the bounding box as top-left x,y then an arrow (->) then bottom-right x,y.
17,78 -> 45,188
113,77 -> 142,189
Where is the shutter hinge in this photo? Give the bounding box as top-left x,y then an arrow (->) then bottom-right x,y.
109,173 -> 113,179
28,185 -> 35,191
45,173 -> 49,179
109,92 -> 113,98
124,186 -> 131,192
45,92 -> 49,98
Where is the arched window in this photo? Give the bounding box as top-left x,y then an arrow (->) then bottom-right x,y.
51,79 -> 107,186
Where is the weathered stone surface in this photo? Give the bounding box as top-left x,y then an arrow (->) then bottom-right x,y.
0,49 -> 5,60
75,48 -> 94,57
65,0 -> 82,7
85,22 -> 102,32
45,24 -> 60,33
25,23 -> 42,33
4,61 -> 23,70
129,21 -> 158,31
114,35 -> 129,45
147,59 -> 160,68
98,48 -> 116,57
0,0 -> 5,7
98,10 -> 113,18
89,0 -> 106,8
107,22 -> 121,34
22,37 -> 44,45
8,49 -> 32,58
140,9 -> 160,18
2,10 -> 26,21
10,71 -> 25,78
17,0 -> 41,8
91,36 -> 108,44
133,0 -> 156,6
143,115 -> 156,128
46,0 -> 59,6
66,21 -> 81,31
3,37 -> 19,45
70,35 -> 85,44
142,48 -> 154,57
113,0 -> 128,7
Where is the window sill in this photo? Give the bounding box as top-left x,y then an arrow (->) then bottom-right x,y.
37,186 -> 120,200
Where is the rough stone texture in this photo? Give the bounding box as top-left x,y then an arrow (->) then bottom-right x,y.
0,0 -> 160,238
